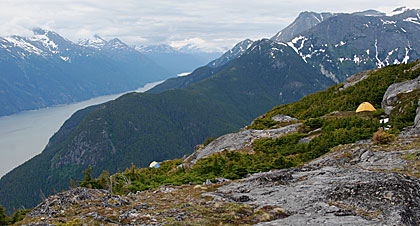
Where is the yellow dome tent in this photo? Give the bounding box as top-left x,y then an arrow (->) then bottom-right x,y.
356,102 -> 376,113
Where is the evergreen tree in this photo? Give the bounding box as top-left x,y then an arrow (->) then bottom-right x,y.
0,205 -> 9,226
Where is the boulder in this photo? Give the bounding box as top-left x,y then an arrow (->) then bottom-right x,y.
186,122 -> 301,164
381,76 -> 420,115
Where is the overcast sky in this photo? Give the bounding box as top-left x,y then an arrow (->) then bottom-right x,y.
0,0 -> 418,52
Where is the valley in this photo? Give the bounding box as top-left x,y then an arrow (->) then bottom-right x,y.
0,81 -> 163,178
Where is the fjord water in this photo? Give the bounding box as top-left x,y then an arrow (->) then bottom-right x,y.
0,80 -> 164,178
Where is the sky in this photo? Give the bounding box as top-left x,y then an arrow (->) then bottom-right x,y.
0,0 -> 419,52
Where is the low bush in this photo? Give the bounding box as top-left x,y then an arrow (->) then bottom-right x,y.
372,128 -> 395,144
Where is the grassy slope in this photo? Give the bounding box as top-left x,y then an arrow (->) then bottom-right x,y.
249,61 -> 420,130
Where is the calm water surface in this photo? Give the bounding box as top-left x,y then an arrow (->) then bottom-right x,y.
0,80 -> 164,178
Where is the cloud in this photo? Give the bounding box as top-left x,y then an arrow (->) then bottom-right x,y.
170,38 -> 206,49
0,0 -> 419,52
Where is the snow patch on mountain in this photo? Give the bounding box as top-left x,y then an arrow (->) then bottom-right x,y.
403,17 -> 420,25
334,41 -> 346,47
30,31 -> 60,54
3,36 -> 43,55
60,56 -> 70,62
287,36 -> 309,63
353,55 -> 361,65
79,35 -> 106,49
380,18 -> 397,25
402,48 -> 410,64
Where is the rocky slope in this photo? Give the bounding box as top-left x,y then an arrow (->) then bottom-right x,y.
211,136 -> 420,226
14,115 -> 420,226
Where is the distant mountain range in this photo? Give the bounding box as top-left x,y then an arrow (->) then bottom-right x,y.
0,30 -> 219,116
136,44 -> 221,74
1,7 -> 420,213
0,29 -> 169,116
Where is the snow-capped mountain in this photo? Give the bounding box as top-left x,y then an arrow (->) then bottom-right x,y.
136,44 -> 179,53
136,44 -> 222,74
285,8 -> 420,82
207,39 -> 254,68
0,28 -> 88,62
271,11 -> 334,42
208,8 -> 420,83
78,34 -> 107,50
0,29 -> 170,116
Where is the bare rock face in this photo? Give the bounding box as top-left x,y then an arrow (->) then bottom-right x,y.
186,122 -> 301,164
415,99 -> 420,128
341,69 -> 377,90
381,76 -> 420,115
207,139 -> 420,226
271,114 -> 298,122
28,187 -> 129,221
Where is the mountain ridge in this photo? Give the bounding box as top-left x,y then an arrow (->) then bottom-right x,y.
0,29 -> 171,116
136,44 -> 222,75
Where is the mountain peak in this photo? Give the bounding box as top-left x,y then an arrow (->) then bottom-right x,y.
207,38 -> 254,68
108,38 -> 128,49
32,28 -> 62,39
32,27 -> 48,36
271,11 -> 334,42
352,9 -> 385,17
79,35 -> 107,49
386,6 -> 417,17
392,6 -> 408,14
93,34 -> 105,40
136,44 -> 178,53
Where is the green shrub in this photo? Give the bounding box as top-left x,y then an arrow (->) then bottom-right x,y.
203,136 -> 216,146
372,128 -> 396,144
0,205 -> 9,226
